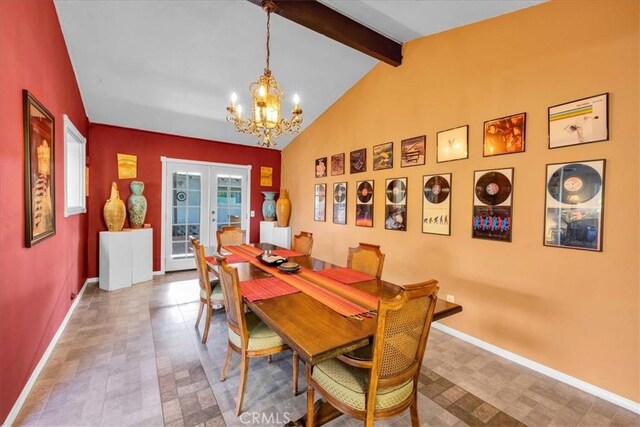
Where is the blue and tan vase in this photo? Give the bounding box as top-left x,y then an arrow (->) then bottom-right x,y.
127,181 -> 147,229
261,191 -> 277,221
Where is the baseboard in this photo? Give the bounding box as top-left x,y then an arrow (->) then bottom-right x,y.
2,278 -> 91,426
152,270 -> 163,276
432,322 -> 640,415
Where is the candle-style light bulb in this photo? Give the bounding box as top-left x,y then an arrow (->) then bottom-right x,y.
259,85 -> 266,97
293,94 -> 300,106
230,92 -> 238,105
237,105 -> 243,117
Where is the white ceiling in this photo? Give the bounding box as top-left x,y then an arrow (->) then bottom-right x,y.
54,0 -> 543,149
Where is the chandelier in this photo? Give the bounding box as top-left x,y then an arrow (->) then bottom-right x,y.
226,0 -> 303,148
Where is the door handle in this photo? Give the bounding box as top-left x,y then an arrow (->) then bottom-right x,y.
211,210 -> 216,222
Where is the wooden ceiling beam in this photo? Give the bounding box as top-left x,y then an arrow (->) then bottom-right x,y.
247,0 -> 402,67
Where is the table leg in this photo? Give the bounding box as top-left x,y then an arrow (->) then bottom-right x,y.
285,363 -> 342,427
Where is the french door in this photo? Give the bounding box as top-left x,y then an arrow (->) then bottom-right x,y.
163,159 -> 250,272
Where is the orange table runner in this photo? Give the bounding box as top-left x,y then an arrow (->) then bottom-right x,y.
206,254 -> 247,265
224,245 -> 377,318
272,249 -> 305,257
313,267 -> 376,285
240,277 -> 300,302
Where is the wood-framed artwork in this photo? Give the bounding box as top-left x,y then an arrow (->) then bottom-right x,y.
331,153 -> 345,176
437,125 -> 468,163
24,90 -> 55,247
384,177 -> 407,231
373,142 -> 393,171
423,174 -> 452,235
332,182 -> 347,225
315,157 -> 327,178
314,183 -> 326,222
355,180 -> 374,227
350,148 -> 366,174
472,168 -> 513,242
260,166 -> 273,186
544,159 -> 605,251
548,93 -> 609,149
483,113 -> 526,157
400,136 -> 425,167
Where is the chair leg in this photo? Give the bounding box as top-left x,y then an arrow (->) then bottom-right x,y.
409,395 -> 419,427
292,352 -> 299,396
220,343 -> 233,382
268,355 -> 273,364
195,301 -> 204,328
235,351 -> 249,416
201,303 -> 213,344
306,363 -> 315,427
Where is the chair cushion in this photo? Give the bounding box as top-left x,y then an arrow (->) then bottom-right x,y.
228,312 -> 286,351
200,280 -> 223,302
312,358 -> 413,412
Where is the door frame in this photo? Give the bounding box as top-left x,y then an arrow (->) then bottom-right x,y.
160,156 -> 252,274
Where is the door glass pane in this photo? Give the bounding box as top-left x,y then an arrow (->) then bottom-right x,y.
216,174 -> 244,230
189,190 -> 201,206
171,171 -> 201,260
188,207 -> 200,224
172,225 -> 186,241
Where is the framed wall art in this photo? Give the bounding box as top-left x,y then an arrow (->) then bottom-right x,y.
423,174 -> 452,235
315,157 -> 327,178
384,177 -> 407,231
117,153 -> 137,179
350,148 -> 366,174
331,153 -> 345,176
260,166 -> 273,186
314,183 -> 326,222
483,113 -> 526,157
373,142 -> 393,171
544,159 -> 605,251
333,182 -> 347,225
437,125 -> 468,163
24,90 -> 56,247
355,180 -> 374,227
400,136 -> 425,167
549,93 -> 608,149
472,168 -> 513,242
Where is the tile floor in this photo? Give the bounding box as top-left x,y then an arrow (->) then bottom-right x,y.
13,272 -> 640,427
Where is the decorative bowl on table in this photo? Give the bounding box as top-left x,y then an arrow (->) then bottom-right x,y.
277,262 -> 301,274
256,253 -> 287,266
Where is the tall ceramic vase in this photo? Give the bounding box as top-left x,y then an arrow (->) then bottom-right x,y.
103,182 -> 126,231
127,181 -> 147,229
276,189 -> 291,227
262,191 -> 277,221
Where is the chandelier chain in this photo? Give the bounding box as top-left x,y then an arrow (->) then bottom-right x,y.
265,11 -> 271,71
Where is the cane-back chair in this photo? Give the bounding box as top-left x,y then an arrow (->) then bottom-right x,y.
305,280 -> 439,427
216,226 -> 246,253
215,254 -> 299,415
292,231 -> 314,256
190,237 -> 224,344
347,243 -> 385,279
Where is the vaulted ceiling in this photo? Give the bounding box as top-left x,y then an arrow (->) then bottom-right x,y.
54,0 -> 544,149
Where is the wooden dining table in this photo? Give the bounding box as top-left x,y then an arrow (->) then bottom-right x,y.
206,242 -> 463,425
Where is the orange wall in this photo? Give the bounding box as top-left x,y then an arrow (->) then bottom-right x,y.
283,1 -> 639,401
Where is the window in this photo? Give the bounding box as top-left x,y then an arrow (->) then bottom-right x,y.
63,114 -> 86,216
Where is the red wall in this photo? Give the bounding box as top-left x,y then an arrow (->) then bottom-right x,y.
86,124 -> 281,276
0,1 -> 89,422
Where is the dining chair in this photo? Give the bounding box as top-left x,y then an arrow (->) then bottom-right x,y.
190,236 -> 224,344
305,280 -> 439,427
214,254 -> 299,415
216,226 -> 246,253
292,231 -> 314,256
347,243 -> 385,278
